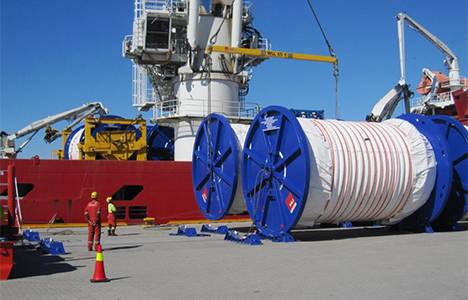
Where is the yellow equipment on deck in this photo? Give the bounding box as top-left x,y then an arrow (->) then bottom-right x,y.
80,116 -> 147,160
57,116 -> 147,160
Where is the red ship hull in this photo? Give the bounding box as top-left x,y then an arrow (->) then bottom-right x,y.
0,158 -> 204,224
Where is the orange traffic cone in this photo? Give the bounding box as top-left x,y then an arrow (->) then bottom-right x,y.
90,244 -> 110,283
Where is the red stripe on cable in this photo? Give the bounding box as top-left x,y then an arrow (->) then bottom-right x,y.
323,121 -> 352,221
345,122 -> 370,221
328,121 -> 360,221
371,123 -> 400,219
352,122 -> 380,220
365,123 -> 395,220
361,123 -> 388,220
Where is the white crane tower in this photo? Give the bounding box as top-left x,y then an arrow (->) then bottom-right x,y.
123,0 -> 269,161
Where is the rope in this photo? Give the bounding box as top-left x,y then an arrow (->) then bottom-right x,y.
305,0 -> 340,119
14,176 -> 23,230
209,0 -> 236,46
305,0 -> 335,57
334,63 -> 339,119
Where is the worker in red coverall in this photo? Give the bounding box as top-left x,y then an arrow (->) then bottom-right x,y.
84,191 -> 101,251
106,197 -> 117,236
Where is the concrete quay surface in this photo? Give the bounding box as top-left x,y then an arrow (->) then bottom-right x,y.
1,222 -> 467,300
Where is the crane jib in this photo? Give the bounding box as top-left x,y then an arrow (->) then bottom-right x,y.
207,45 -> 337,64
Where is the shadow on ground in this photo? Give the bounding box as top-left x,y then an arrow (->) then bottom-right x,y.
230,221 -> 468,243
455,221 -> 468,230
111,233 -> 141,236
64,256 -> 95,262
291,227 -> 410,242
9,245 -> 81,279
109,276 -> 131,282
104,245 -> 142,251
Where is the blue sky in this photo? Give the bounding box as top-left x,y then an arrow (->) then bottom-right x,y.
1,0 -> 466,158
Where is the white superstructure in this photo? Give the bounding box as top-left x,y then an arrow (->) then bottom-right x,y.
123,0 -> 269,160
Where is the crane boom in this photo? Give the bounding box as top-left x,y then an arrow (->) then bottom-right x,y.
366,83 -> 413,122
397,12 -> 461,91
7,102 -> 107,140
1,102 -> 108,158
207,45 -> 337,64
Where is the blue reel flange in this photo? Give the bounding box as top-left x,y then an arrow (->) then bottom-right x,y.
63,125 -> 84,159
147,125 -> 174,160
429,115 -> 468,228
397,114 -> 452,232
192,113 -> 240,220
241,106 -> 310,238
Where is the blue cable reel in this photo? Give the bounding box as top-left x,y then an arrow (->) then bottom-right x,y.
192,113 -> 240,220
429,115 -> 468,228
147,125 -> 174,160
241,106 -> 310,238
397,114 -> 452,232
63,125 -> 85,160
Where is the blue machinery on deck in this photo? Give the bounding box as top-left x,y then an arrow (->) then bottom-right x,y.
147,125 -> 174,161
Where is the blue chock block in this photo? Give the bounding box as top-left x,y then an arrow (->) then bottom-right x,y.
49,241 -> 65,255
340,221 -> 353,228
40,238 -> 65,255
169,225 -> 207,237
243,233 -> 262,245
40,237 -> 52,248
224,230 -> 263,246
23,230 -> 41,242
271,233 -> 295,243
29,232 -> 41,242
224,230 -> 241,242
201,224 -> 229,234
181,227 -> 197,237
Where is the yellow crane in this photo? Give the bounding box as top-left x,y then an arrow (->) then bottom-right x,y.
206,45 -> 337,64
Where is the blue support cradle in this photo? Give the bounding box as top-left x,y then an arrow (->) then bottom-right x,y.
200,224 -> 229,234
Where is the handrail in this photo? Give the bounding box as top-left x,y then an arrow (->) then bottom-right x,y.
154,98 -> 260,119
